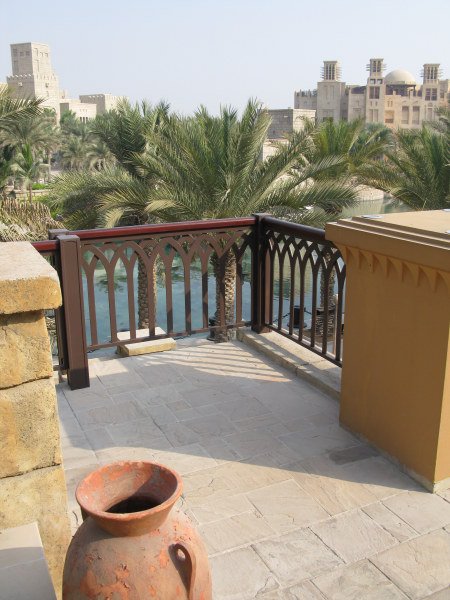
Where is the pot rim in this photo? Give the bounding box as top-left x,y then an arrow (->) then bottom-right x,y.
75,460 -> 183,523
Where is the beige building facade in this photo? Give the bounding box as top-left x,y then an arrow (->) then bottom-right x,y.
7,43 -> 61,117
5,42 -> 124,122
79,94 -> 123,115
295,58 -> 450,129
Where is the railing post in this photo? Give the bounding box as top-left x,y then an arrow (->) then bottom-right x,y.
57,234 -> 90,389
251,213 -> 271,334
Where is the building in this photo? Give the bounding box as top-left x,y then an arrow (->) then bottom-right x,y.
295,59 -> 450,129
59,99 -> 97,123
5,42 -> 125,122
7,42 -> 61,117
266,108 -> 316,139
263,107 -> 316,159
79,94 -> 123,115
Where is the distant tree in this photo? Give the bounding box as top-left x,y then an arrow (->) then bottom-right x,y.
0,197 -> 60,241
11,144 -> 48,201
50,100 -> 170,329
0,88 -> 42,131
359,125 -> 449,210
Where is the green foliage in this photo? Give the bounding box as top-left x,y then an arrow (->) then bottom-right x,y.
0,198 -> 61,241
358,125 -> 449,210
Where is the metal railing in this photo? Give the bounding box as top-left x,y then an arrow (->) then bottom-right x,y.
32,215 -> 345,389
253,215 -> 345,365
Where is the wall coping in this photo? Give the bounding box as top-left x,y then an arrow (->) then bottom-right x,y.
0,242 -> 61,314
326,210 -> 450,273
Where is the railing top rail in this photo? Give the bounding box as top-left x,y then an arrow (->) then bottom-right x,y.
32,217 -> 256,250
262,216 -> 327,243
32,240 -> 58,253
71,216 -> 256,243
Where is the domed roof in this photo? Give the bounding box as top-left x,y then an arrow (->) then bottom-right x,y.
384,69 -> 416,85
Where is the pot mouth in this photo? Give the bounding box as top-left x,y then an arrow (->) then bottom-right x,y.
75,461 -> 183,523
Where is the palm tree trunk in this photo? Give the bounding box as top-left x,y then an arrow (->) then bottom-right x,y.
211,251 -> 236,343
315,250 -> 336,338
137,255 -> 158,330
28,183 -> 32,202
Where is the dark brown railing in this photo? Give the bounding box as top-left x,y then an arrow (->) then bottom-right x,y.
32,215 -> 345,389
254,215 -> 345,365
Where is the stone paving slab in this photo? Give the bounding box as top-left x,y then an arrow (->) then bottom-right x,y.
57,339 -> 450,600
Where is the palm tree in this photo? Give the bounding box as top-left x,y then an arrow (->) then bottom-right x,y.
141,101 -> 358,340
11,144 -> 47,201
0,197 -> 61,241
299,118 -> 392,336
0,145 -> 15,200
359,125 -> 449,210
50,101 -> 170,329
0,88 -> 43,131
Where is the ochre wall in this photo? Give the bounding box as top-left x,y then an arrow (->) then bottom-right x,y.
327,211 -> 450,490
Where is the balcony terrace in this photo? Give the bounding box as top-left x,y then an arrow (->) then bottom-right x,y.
57,336 -> 450,600
1,210 -> 449,599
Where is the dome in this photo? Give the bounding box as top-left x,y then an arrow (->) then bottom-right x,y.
384,69 -> 416,85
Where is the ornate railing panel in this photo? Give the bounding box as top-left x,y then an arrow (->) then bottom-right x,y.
32,215 -> 345,389
260,216 -> 345,365
78,222 -> 254,350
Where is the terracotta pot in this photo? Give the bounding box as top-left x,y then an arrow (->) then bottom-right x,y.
63,461 -> 212,600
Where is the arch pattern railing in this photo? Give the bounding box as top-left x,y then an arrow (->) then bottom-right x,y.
260,216 -> 345,365
32,215 -> 345,389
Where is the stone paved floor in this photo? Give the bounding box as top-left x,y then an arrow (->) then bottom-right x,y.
56,338 -> 450,600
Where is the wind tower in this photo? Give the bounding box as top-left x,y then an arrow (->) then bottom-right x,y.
317,60 -> 346,122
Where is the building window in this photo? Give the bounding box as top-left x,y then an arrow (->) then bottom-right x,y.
26,51 -> 30,56
401,106 -> 409,124
369,87 -> 380,99
373,109 -> 379,122
431,89 -> 437,101
425,88 -> 431,101
13,49 -> 17,56
385,111 -> 394,124
412,106 -> 420,124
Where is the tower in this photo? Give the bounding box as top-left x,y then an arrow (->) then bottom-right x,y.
7,43 -> 61,118
422,63 -> 441,84
321,60 -> 341,82
367,58 -> 386,79
317,60 -> 346,122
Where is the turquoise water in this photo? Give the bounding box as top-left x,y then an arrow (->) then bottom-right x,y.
83,195 -> 409,345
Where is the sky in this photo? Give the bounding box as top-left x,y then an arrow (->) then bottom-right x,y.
1,0 -> 449,115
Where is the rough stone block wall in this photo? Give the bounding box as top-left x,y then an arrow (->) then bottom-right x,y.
0,242 -> 70,597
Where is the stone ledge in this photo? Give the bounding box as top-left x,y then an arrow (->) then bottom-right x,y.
0,312 -> 53,389
0,465 -> 71,596
0,242 -> 61,315
0,378 -> 62,478
116,327 -> 176,356
237,328 -> 341,400
0,522 -> 56,599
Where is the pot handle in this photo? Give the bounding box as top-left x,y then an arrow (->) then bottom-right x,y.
171,542 -> 198,600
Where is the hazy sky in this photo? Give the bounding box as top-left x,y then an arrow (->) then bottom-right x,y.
1,0 -> 449,115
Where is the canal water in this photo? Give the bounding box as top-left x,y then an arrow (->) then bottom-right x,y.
83,196 -> 409,345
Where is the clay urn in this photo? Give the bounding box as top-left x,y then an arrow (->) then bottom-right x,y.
62,461 -> 212,599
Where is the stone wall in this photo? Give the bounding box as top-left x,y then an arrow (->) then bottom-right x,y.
0,242 -> 71,596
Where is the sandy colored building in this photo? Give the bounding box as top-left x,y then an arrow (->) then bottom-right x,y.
7,42 -> 61,117
5,42 -> 125,122
295,59 -> 450,129
263,107 -> 316,159
78,94 -> 123,115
